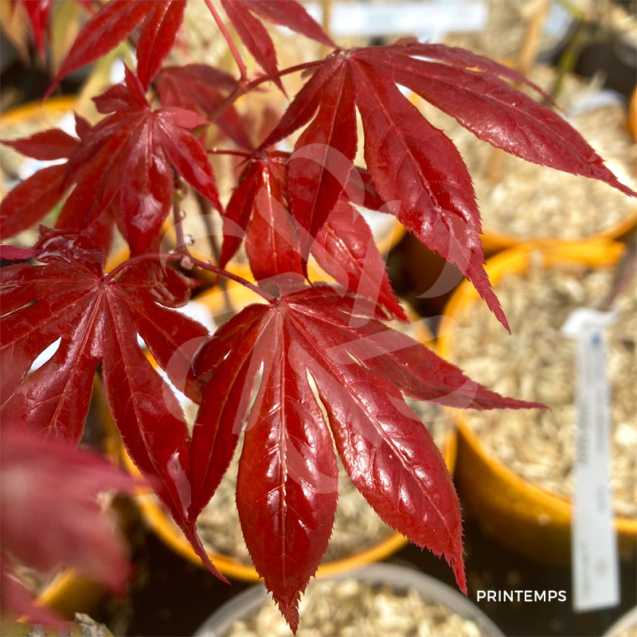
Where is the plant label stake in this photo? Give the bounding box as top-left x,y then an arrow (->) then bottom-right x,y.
563,308 -> 620,613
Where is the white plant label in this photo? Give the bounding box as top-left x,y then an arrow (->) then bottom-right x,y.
304,2 -> 487,39
562,308 -> 620,612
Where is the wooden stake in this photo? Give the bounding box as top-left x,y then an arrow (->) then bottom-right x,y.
487,0 -> 553,181
321,0 -> 334,58
518,0 -> 553,76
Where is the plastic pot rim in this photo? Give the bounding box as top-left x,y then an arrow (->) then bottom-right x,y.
193,563 -> 505,637
602,605 -> 637,637
480,208 -> 637,253
0,97 -> 77,129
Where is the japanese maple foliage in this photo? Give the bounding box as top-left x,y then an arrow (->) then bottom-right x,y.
2,68 -> 221,255
1,0 -> 636,631
13,0 -> 54,55
261,41 -> 636,329
190,284 -> 544,627
0,232 -> 223,580
0,423 -> 133,626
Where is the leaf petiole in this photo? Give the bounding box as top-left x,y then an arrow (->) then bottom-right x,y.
203,0 -> 248,81
245,59 -> 325,92
187,255 -> 276,303
208,60 -> 325,125
105,252 -> 274,302
105,253 -> 183,281
206,148 -> 254,158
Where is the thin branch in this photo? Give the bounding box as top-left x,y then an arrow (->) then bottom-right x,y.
189,256 -> 276,302
194,192 -> 223,264
194,192 -> 234,313
172,188 -> 187,253
105,251 -> 274,302
598,233 -> 637,312
208,83 -> 244,127
106,253 -> 182,280
555,0 -> 587,21
488,0 -> 550,181
516,0 -> 552,77
204,0 -> 248,81
246,60 -> 324,92
549,18 -> 587,102
207,148 -> 254,158
208,60 -> 324,124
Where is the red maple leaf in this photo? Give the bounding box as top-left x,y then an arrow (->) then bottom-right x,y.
6,8 -> 634,632
343,166 -> 386,212
0,244 -> 41,261
221,151 -> 303,282
0,127 -> 79,240
189,284 -> 543,629
262,42 -> 637,331
313,199 -> 407,321
13,0 -> 53,55
0,115 -> 117,252
2,69 -> 221,256
219,153 -> 406,319
0,423 -> 134,626
47,0 -> 332,96
47,0 -> 187,94
0,233 -> 224,581
221,0 -> 333,90
156,64 -> 252,149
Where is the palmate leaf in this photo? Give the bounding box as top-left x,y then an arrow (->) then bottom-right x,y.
71,67 -> 221,254
2,69 -> 221,256
47,0 -> 187,94
262,42 -> 637,330
190,284 -> 544,629
219,153 -> 405,319
156,64 -> 252,149
47,0 -> 332,96
0,234 -> 224,582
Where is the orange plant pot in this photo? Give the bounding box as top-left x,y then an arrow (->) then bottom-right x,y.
437,239 -> 637,566
112,284 -> 456,581
407,81 -> 637,259
33,572 -> 106,620
478,94 -> 637,255
0,96 -> 76,129
479,211 -> 637,256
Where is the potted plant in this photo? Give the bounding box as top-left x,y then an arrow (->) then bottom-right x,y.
1,0 -> 635,631
438,239 -> 637,565
194,564 -> 504,637
413,65 -> 637,253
